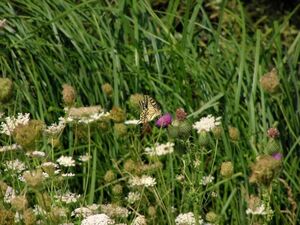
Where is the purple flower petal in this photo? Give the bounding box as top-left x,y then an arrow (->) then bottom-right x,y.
156,113 -> 172,128
272,152 -> 283,160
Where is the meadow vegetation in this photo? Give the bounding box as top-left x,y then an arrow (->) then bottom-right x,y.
0,0 -> 300,224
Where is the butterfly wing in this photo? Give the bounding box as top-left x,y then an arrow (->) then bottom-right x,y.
139,95 -> 161,124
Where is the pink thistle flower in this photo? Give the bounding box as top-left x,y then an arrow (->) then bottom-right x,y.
272,152 -> 283,160
156,113 -> 172,128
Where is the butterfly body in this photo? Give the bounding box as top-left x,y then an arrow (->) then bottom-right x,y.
139,95 -> 161,124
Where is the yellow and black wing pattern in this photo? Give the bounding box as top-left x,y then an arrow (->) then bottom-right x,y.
139,95 -> 161,124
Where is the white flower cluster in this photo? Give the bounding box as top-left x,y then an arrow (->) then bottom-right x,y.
4,186 -> 16,203
4,159 -> 26,173
246,203 -> 273,215
145,142 -> 175,156
57,156 -> 75,167
200,175 -> 215,186
132,215 -> 147,225
0,113 -> 30,136
79,153 -> 91,162
81,214 -> 114,225
65,111 -> 110,124
193,115 -> 221,133
44,117 -> 66,135
55,192 -> 81,204
126,192 -> 141,204
175,212 -> 204,225
26,150 -> 46,158
0,144 -> 21,152
72,204 -> 100,218
128,175 -> 156,188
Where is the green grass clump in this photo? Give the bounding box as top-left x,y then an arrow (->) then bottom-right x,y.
0,0 -> 300,224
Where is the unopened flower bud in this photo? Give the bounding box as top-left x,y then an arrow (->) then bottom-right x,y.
220,161 -> 234,178
110,107 -> 126,123
228,126 -> 239,141
260,68 -> 280,94
0,78 -> 13,102
62,84 -> 76,106
104,170 -> 116,182
102,83 -> 113,96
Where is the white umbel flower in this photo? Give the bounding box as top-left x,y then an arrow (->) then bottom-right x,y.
126,192 -> 141,204
145,142 -> 174,156
129,175 -> 156,188
0,144 -> 21,152
55,192 -> 81,204
4,159 -> 26,173
246,203 -> 273,215
193,115 -> 221,133
200,175 -> 215,186
175,212 -> 204,225
44,117 -> 66,135
0,113 -> 30,135
132,215 -> 147,225
81,214 -> 114,225
57,156 -> 75,167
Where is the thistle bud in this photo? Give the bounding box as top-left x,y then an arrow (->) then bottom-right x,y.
0,78 -> 13,102
104,170 -> 116,182
114,123 -> 127,137
62,84 -> 76,106
265,139 -> 281,155
110,106 -> 126,123
228,126 -> 239,141
267,127 -> 280,139
205,211 -> 218,223
198,130 -> 209,146
123,159 -> 136,173
175,108 -> 187,121
220,161 -> 234,178
112,184 -> 123,195
102,83 -> 113,96
260,68 -> 280,94
128,93 -> 144,110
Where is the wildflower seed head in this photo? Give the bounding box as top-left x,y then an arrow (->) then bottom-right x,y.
49,207 -> 67,223
0,181 -> 8,194
212,126 -> 222,139
128,93 -> 144,110
104,170 -> 116,182
11,195 -> 28,211
23,169 -> 44,188
228,126 -> 240,141
112,184 -> 123,195
205,211 -> 218,223
23,208 -> 36,225
267,127 -> 280,139
100,204 -> 129,218
260,68 -> 280,94
220,161 -> 234,178
148,206 -> 156,217
139,162 -> 163,174
249,155 -> 282,186
41,162 -> 58,176
0,78 -> 13,103
102,83 -> 113,96
0,209 -> 15,225
110,107 -> 126,123
62,84 -> 76,106
123,159 -> 136,173
97,121 -> 110,132
13,120 -> 44,150
264,139 -> 281,155
114,123 -> 127,137
176,108 -> 187,121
